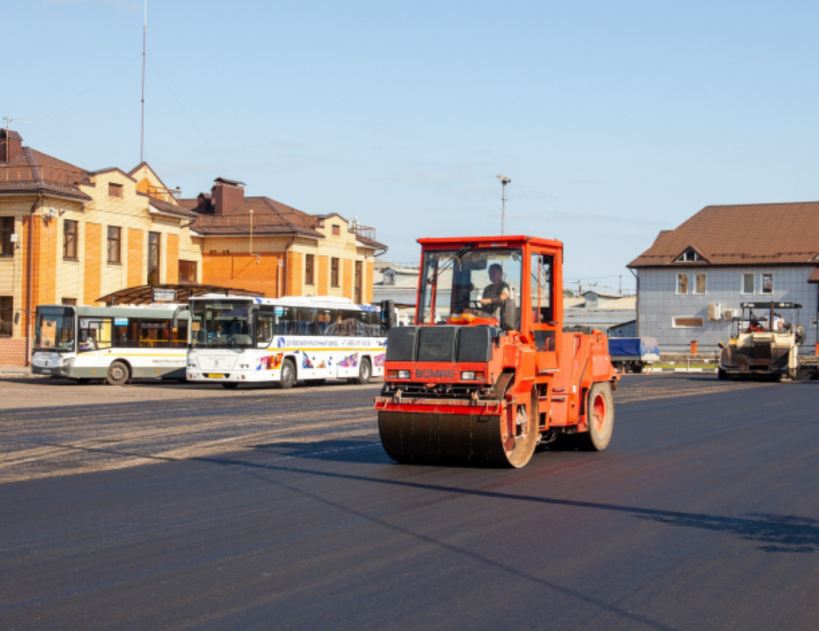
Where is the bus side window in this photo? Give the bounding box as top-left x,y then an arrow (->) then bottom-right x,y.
172,321 -> 188,347
295,307 -> 318,336
317,310 -> 332,335
368,310 -> 382,336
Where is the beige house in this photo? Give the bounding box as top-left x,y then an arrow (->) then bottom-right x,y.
181,178 -> 386,303
0,130 -> 200,365
0,131 -> 386,366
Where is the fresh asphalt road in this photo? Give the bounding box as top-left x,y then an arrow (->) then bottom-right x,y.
1,375 -> 818,630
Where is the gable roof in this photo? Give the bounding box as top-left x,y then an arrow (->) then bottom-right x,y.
629,202 -> 819,268
0,147 -> 91,201
190,196 -> 324,238
142,193 -> 198,219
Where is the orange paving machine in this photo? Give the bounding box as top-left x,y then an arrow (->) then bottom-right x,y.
375,235 -> 619,468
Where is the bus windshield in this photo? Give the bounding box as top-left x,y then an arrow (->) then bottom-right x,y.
417,247 -> 523,325
189,300 -> 253,348
34,306 -> 76,352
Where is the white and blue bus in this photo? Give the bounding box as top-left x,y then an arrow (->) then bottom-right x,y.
30,304 -> 189,384
185,295 -> 389,389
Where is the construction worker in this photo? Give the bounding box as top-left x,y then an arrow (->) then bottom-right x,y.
479,263 -> 510,314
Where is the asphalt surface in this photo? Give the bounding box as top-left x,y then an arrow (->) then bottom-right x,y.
1,374 -> 818,630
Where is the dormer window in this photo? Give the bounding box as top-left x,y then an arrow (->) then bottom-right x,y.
332,225 -> 341,236
384,270 -> 395,286
677,248 -> 700,262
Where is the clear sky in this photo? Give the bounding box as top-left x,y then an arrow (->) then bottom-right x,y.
4,0 -> 818,294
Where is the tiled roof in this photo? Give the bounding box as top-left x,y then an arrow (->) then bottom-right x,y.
629,202 -> 819,268
192,196 -> 324,238
141,193 -> 198,219
0,147 -> 91,201
356,233 -> 388,250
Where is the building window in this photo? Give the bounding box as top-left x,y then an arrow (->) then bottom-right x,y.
694,273 -> 706,294
332,225 -> 340,236
178,260 -> 197,283
61,298 -> 77,306
148,232 -> 161,285
63,219 -> 78,260
305,254 -> 315,285
108,183 -> 123,198
331,257 -> 340,288
761,273 -> 773,294
355,260 -> 363,303
676,248 -> 700,262
0,217 -> 14,256
741,273 -> 754,294
676,273 -> 688,294
107,226 -> 122,264
673,316 -> 703,328
0,296 -> 12,337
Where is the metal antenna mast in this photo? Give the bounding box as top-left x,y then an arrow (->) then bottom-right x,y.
140,0 -> 147,163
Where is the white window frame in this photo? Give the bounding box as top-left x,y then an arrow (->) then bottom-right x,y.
761,272 -> 773,294
676,248 -> 700,262
741,273 -> 754,294
676,273 -> 688,294
693,273 -> 706,295
672,316 -> 704,328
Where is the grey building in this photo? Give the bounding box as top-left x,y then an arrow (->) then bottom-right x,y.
629,202 -> 819,353
564,292 -> 636,334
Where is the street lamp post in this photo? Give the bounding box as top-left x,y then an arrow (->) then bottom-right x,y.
496,174 -> 511,235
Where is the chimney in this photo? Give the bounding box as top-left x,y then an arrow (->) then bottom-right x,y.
196,192 -> 213,214
211,177 -> 246,215
0,129 -> 23,163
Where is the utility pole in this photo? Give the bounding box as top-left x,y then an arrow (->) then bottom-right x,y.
140,0 -> 147,163
496,174 -> 511,235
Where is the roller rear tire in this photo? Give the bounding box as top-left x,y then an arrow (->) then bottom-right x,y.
578,382 -> 614,451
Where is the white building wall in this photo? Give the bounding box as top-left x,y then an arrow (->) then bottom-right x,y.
636,266 -> 819,353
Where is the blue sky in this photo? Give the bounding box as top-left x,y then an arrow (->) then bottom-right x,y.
4,0 -> 819,293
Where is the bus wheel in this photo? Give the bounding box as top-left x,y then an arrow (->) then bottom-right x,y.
349,358 -> 372,385
277,359 -> 296,389
106,361 -> 130,386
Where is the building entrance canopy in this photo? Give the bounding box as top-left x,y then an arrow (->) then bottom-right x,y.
97,284 -> 263,306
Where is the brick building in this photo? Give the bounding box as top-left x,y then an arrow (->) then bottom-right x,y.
0,130 -> 200,365
0,130 -> 386,366
181,178 -> 385,303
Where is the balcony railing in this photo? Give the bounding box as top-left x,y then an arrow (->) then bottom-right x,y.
0,165 -> 88,188
195,212 -> 320,231
353,224 -> 377,241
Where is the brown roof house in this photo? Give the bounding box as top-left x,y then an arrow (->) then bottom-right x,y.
182,177 -> 387,303
0,129 -> 202,365
628,202 -> 819,352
